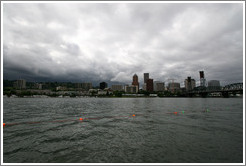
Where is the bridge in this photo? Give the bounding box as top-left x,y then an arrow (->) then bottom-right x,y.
184,83 -> 243,97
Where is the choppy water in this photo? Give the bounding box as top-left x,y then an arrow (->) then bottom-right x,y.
3,97 -> 243,163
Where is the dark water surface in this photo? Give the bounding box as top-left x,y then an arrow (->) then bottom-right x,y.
3,97 -> 243,163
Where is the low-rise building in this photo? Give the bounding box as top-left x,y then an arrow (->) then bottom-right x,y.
97,89 -> 113,95
56,86 -> 67,91
111,85 -> 123,91
97,90 -> 108,95
14,79 -> 26,89
76,82 -> 92,91
150,94 -> 158,97
125,85 -> 138,93
34,83 -> 42,90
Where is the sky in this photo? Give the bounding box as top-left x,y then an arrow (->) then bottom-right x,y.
2,2 -> 244,87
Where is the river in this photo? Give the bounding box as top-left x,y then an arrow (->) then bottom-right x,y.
3,97 -> 243,163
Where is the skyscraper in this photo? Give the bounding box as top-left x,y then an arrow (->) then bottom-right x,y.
184,77 -> 196,91
199,71 -> 206,87
144,73 -> 149,83
132,74 -> 139,89
100,82 -> 107,90
143,73 -> 149,91
146,79 -> 153,92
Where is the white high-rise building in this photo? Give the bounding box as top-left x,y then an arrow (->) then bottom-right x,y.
184,77 -> 196,91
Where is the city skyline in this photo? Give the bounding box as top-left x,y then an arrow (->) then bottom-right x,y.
2,70 -> 232,88
2,2 -> 244,86
3,70 -> 225,91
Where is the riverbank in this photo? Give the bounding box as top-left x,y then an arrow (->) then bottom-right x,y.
3,94 -> 243,98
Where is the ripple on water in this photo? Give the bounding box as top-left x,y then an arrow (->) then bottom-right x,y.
3,98 -> 243,163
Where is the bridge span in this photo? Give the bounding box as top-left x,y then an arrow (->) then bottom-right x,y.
184,83 -> 243,98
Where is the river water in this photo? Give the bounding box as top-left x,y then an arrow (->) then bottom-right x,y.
3,97 -> 243,163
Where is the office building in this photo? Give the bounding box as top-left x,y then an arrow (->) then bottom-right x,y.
97,90 -> 108,95
34,83 -> 42,90
132,74 -> 139,90
100,82 -> 108,90
146,79 -> 154,92
125,85 -> 138,93
76,83 -> 92,91
154,81 -> 165,92
168,82 -> 180,93
56,86 -> 67,91
144,73 -> 149,83
82,83 -> 92,91
184,77 -> 196,91
142,83 -> 147,91
14,79 -> 26,89
111,85 -> 123,91
208,80 -> 221,90
199,71 -> 206,87
154,81 -> 160,91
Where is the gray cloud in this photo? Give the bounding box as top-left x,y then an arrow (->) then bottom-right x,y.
3,3 -> 243,86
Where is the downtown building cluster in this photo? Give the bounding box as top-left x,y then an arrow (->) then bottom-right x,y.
100,71 -> 221,94
6,70 -> 221,97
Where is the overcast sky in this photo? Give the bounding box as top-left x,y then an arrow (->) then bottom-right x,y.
2,2 -> 244,86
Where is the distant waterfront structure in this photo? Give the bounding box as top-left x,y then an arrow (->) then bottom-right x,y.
14,79 -> 26,89
111,85 -> 123,91
132,74 -> 139,90
34,83 -> 42,90
144,73 -> 149,83
75,83 -> 81,89
154,81 -> 165,92
208,80 -> 221,90
89,89 -> 97,94
56,86 -> 67,91
83,83 -> 92,90
199,71 -> 206,87
168,82 -> 180,93
154,81 -> 160,91
184,77 -> 196,91
142,83 -> 147,91
146,79 -> 154,92
76,83 -> 92,91
143,73 -> 149,91
125,85 -> 138,93
100,82 -> 108,90
97,89 -> 108,95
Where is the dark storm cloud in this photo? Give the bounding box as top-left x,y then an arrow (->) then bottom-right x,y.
2,2 -> 243,86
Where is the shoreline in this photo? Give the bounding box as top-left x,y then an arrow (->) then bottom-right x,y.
3,95 -> 243,99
